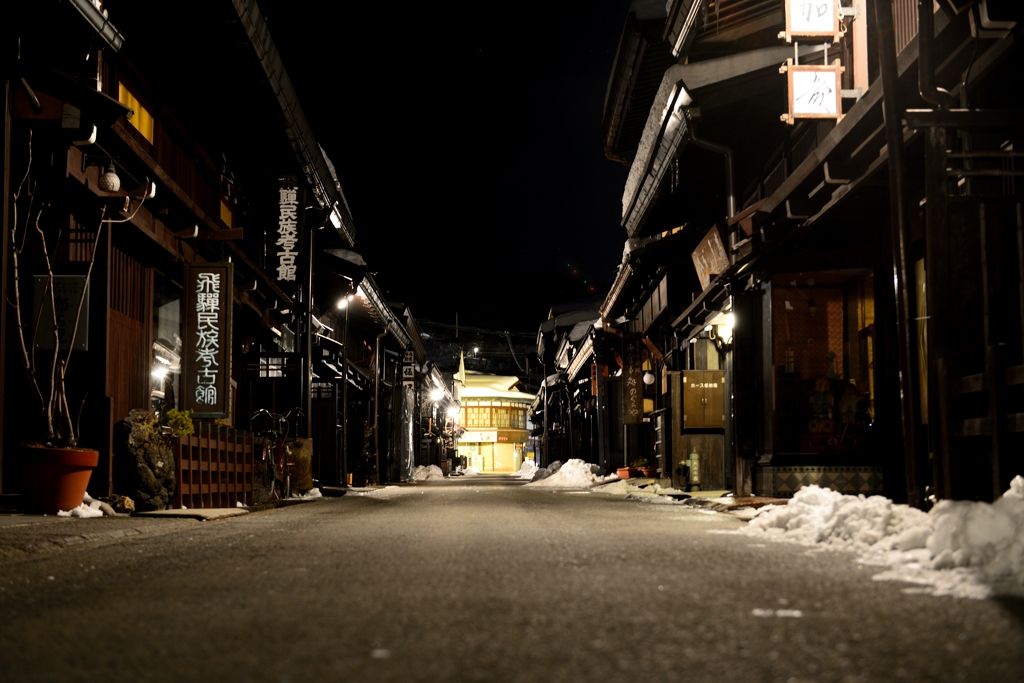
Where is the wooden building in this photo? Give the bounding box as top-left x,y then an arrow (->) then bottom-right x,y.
598,0 -> 1023,503
2,1 -> 436,503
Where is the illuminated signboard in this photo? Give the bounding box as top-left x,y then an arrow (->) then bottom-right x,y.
782,0 -> 841,42
182,262 -> 233,418
782,64 -> 845,124
276,177 -> 303,284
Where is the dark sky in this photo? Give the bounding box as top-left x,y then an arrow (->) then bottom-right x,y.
256,0 -> 633,331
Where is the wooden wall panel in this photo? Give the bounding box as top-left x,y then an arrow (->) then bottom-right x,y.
108,248 -> 151,425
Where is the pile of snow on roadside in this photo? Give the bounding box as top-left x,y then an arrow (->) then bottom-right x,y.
516,459 -> 539,479
462,466 -> 480,476
413,465 -> 445,482
526,459 -> 610,488
740,476 -> 1024,599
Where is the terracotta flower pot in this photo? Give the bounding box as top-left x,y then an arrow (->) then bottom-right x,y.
617,467 -> 641,479
19,445 -> 99,515
640,467 -> 658,478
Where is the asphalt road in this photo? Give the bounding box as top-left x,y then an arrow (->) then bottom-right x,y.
1,478 -> 1022,682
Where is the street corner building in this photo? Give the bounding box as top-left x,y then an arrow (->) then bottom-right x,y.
1,1 -> 451,508
536,0 -> 1023,505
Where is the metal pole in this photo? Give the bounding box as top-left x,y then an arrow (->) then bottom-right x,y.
340,301 -> 349,485
373,329 -> 387,483
876,0 -> 922,508
542,365 -> 549,467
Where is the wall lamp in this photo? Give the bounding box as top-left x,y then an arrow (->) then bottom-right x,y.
81,154 -> 122,193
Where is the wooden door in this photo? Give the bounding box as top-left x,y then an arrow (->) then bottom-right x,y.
705,371 -> 726,428
681,372 -> 706,427
681,371 -> 726,428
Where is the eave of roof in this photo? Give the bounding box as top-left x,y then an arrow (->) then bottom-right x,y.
621,44 -> 827,237
231,0 -> 355,246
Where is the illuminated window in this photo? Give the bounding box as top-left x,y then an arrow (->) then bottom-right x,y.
118,82 -> 154,143
219,200 -> 234,228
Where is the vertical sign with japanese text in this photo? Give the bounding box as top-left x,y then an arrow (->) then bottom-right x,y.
182,262 -> 233,418
402,350 -> 415,388
276,177 -> 304,286
622,333 -> 644,425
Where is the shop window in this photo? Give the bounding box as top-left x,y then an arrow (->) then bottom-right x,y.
771,271 -> 875,455
118,82 -> 155,144
152,273 -> 182,414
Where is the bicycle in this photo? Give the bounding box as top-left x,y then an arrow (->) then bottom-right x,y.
252,408 -> 303,500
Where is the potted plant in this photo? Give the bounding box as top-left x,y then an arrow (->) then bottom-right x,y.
617,459 -> 645,480
8,131 -> 151,513
113,408 -> 193,512
638,460 -> 658,478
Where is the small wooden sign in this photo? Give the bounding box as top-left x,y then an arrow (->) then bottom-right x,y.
782,0 -> 841,43
691,225 -> 730,290
181,262 -> 233,418
782,63 -> 845,124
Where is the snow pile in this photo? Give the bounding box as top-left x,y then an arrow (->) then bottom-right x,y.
291,488 -> 322,499
743,485 -> 929,548
57,502 -> 104,518
740,476 -> 1024,598
462,466 -> 480,476
413,465 -> 445,482
526,459 -> 607,488
516,459 -> 539,479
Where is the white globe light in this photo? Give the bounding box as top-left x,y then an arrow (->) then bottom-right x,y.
97,163 -> 121,193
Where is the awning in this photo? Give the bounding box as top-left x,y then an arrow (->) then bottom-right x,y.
622,44 -> 828,237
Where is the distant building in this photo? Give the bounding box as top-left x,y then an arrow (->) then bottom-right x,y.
456,372 -> 535,472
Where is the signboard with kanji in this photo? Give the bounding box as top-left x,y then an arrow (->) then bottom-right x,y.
783,64 -> 844,124
691,226 -> 730,291
402,350 -> 415,388
782,0 -> 841,42
276,177 -> 304,285
181,262 -> 233,418
622,333 -> 644,425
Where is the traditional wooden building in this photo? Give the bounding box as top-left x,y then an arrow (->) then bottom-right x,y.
600,0 -> 1023,502
3,1 -> 436,504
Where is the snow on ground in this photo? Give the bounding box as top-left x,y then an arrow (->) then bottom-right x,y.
516,459 -> 539,479
57,502 -> 104,518
413,465 -> 445,482
525,459 -> 615,488
739,476 -> 1024,599
290,488 -> 323,499
462,466 -> 480,476
593,479 -> 686,504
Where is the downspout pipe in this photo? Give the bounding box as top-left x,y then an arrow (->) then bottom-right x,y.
373,328 -> 388,484
688,127 -> 735,220
918,0 -> 954,108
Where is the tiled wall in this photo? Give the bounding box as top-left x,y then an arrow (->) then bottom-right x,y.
758,465 -> 883,498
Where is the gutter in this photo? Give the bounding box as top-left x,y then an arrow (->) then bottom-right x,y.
68,0 -> 124,51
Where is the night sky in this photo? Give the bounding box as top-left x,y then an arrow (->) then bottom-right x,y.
256,0 -> 633,331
